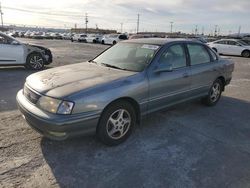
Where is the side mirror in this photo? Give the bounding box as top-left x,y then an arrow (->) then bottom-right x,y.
154,63 -> 173,73
11,41 -> 20,45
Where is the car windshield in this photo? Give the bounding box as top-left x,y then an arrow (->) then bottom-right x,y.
93,42 -> 160,72
238,40 -> 249,46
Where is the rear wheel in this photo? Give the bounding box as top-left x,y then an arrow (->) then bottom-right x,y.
102,40 -> 105,44
242,50 -> 250,58
113,41 -> 117,45
97,101 -> 136,146
202,79 -> 223,106
25,53 -> 44,70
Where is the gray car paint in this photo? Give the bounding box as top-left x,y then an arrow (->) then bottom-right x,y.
17,39 -> 234,139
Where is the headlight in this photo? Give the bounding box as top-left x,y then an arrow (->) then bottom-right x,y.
57,101 -> 74,115
37,96 -> 74,114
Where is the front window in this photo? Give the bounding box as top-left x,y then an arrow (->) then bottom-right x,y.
158,44 -> 187,69
187,44 -> 211,65
238,40 -> 248,46
0,33 -> 16,44
93,43 -> 159,72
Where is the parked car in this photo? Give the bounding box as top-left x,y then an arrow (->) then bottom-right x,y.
62,33 -> 72,40
129,34 -> 153,40
208,39 -> 250,57
86,34 -> 103,43
71,34 -> 87,42
0,32 -> 53,70
51,33 -> 63,40
101,34 -> 128,45
16,38 -> 234,145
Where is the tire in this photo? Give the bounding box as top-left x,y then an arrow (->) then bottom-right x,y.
93,39 -> 96,43
212,48 -> 217,52
25,53 -> 44,70
113,41 -> 117,45
102,40 -> 105,44
202,79 -> 223,106
242,50 -> 250,58
97,101 -> 136,146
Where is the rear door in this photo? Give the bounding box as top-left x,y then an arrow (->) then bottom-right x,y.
187,43 -> 218,96
147,43 -> 191,113
0,33 -> 25,65
214,40 -> 228,54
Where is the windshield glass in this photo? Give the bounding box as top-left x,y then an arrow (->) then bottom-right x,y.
94,43 -> 160,72
238,40 -> 249,46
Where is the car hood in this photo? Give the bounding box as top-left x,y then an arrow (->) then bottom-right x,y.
26,62 -> 136,98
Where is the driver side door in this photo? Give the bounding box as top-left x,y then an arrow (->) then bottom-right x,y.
0,34 -> 25,65
147,43 -> 191,113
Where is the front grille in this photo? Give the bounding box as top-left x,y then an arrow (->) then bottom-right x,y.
23,85 -> 41,104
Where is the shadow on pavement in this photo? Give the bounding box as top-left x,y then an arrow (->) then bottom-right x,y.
41,96 -> 250,188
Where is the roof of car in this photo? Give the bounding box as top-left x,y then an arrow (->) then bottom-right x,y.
123,38 -> 197,45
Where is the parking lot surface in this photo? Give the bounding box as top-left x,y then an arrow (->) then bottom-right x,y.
1,39 -> 250,188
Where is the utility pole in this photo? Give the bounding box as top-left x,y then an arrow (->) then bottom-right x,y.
170,21 -> 173,33
0,2 -> 3,28
195,25 -> 198,35
85,13 -> 88,34
136,14 -> 140,34
238,26 -> 241,37
214,25 -> 218,37
120,23 -> 123,33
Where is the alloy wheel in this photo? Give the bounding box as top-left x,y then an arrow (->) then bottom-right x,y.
210,82 -> 221,102
106,109 -> 131,140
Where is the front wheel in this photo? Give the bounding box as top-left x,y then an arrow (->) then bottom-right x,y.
25,53 -> 44,70
242,50 -> 250,58
97,101 -> 136,146
202,79 -> 223,106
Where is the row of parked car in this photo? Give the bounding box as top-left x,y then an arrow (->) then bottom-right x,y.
71,33 -> 128,45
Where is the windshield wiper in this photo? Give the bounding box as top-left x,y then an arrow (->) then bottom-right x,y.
100,63 -> 124,70
89,60 -> 97,64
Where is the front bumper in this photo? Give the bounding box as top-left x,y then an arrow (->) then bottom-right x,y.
16,90 -> 100,140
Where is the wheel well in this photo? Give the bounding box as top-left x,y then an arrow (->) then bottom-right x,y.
217,76 -> 226,91
212,47 -> 217,52
242,49 -> 250,55
102,97 -> 141,124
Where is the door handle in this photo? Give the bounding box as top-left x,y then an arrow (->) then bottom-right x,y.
182,73 -> 189,78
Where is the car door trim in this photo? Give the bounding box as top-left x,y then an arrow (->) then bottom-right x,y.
140,84 -> 210,105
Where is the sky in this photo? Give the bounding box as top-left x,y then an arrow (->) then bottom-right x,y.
1,0 -> 250,34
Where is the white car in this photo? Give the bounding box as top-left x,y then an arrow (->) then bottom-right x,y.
86,34 -> 103,43
101,34 -> 128,45
208,39 -> 250,58
71,34 -> 87,42
0,32 -> 53,70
